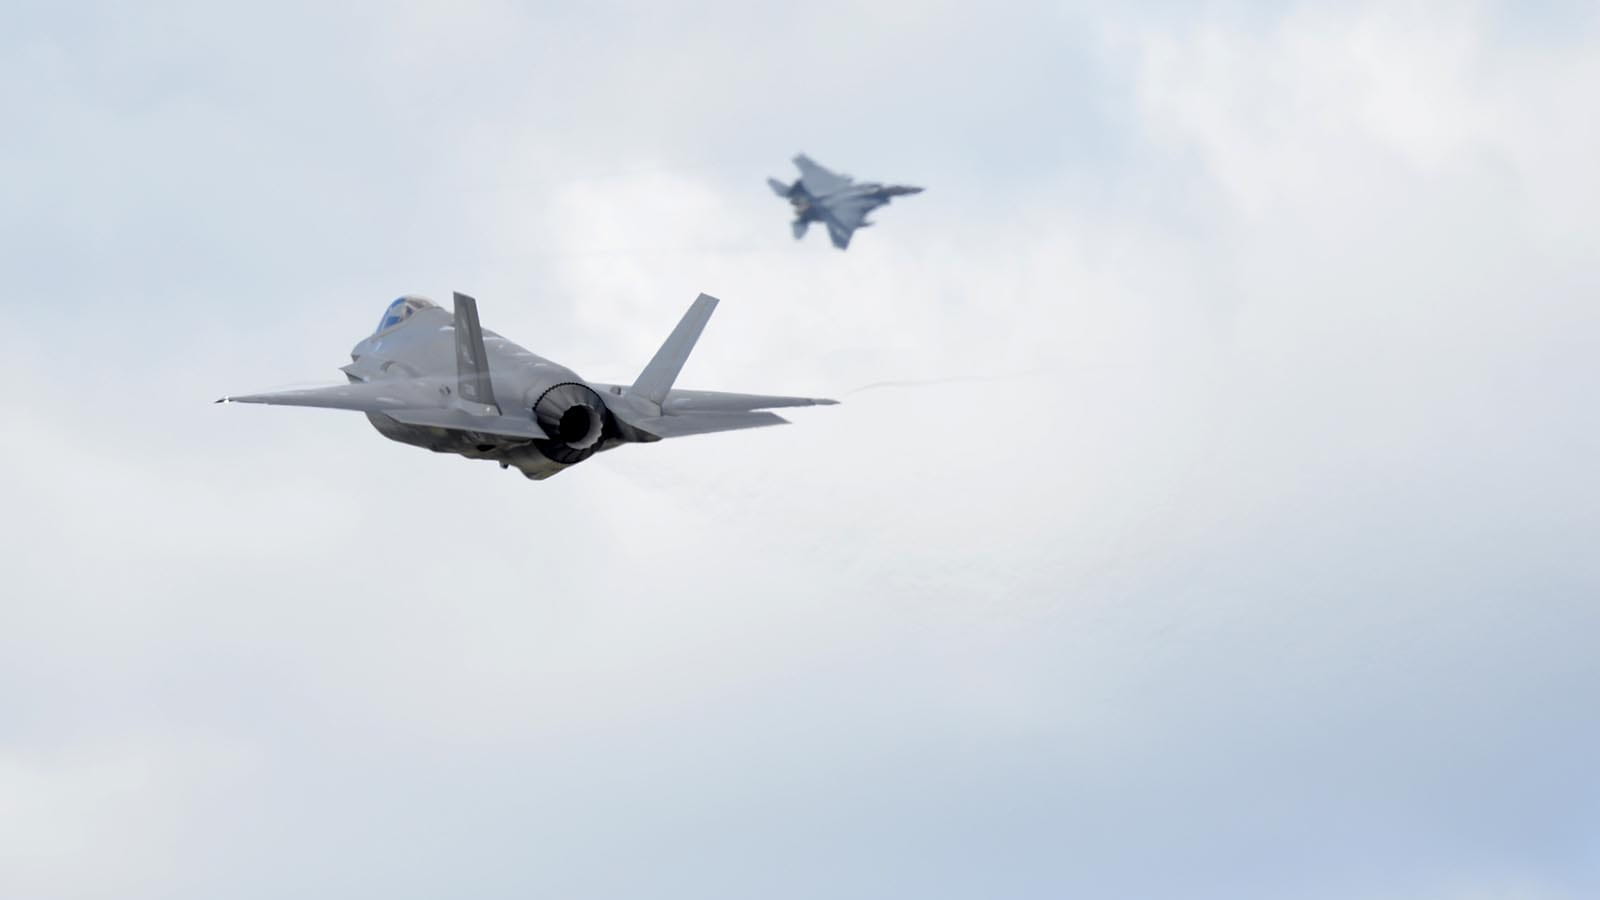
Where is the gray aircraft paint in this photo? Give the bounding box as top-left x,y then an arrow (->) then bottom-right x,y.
768,154 -> 923,250
219,292 -> 836,480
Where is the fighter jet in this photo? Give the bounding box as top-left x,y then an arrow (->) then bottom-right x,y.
768,154 -> 923,250
219,292 -> 836,480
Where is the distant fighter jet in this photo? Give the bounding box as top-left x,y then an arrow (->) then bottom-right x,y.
768,154 -> 922,249
219,292 -> 836,480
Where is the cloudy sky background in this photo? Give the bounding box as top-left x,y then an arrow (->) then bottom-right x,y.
3,1 -> 1598,897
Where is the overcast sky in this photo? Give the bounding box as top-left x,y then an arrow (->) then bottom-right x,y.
3,2 -> 1598,898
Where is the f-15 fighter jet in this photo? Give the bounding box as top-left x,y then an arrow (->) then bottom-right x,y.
768,154 -> 923,250
219,292 -> 836,480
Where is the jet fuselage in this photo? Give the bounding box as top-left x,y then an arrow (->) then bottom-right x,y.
347,302 -> 628,479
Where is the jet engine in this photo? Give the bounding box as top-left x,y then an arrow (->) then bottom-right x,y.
531,381 -> 608,463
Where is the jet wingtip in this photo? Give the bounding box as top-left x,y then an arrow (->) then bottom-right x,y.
814,398 -> 840,406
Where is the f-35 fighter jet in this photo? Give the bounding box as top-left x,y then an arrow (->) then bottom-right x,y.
219,292 -> 836,480
768,154 -> 922,250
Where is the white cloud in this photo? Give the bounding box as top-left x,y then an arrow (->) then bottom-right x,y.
1,2 -> 1596,898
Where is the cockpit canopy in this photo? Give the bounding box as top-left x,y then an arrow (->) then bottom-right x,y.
374,295 -> 438,334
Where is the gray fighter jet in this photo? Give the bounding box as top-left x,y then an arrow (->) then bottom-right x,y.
768,154 -> 923,250
219,292 -> 836,480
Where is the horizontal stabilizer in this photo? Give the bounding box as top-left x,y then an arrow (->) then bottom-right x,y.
627,411 -> 789,439
768,177 -> 793,197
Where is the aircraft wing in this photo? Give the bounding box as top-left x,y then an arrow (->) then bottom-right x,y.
217,378 -> 548,439
380,409 -> 546,439
815,193 -> 881,249
793,154 -> 852,196
824,218 -> 854,250
823,193 -> 878,228
219,379 -> 446,411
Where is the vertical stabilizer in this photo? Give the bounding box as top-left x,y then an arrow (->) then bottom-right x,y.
630,293 -> 718,407
453,291 -> 499,414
